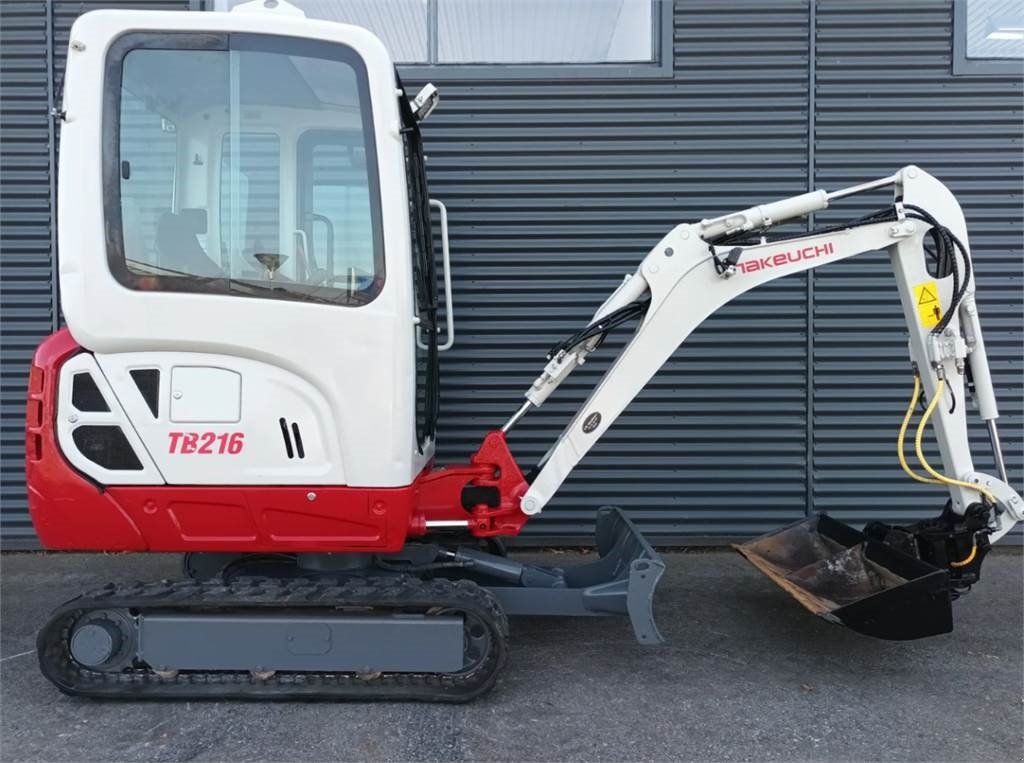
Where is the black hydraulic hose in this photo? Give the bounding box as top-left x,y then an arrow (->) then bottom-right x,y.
551,204 -> 968,362
903,203 -> 973,336
547,298 -> 650,358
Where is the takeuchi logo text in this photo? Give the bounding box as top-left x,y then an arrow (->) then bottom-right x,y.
737,241 -> 836,274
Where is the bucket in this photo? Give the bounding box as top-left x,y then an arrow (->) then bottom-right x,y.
735,513 -> 953,640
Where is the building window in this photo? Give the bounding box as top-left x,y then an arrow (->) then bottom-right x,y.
953,0 -> 1024,75
211,0 -> 673,77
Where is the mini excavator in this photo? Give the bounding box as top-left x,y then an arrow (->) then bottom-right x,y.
27,2 -> 1022,701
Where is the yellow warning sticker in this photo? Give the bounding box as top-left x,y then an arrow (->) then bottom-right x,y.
914,281 -> 943,328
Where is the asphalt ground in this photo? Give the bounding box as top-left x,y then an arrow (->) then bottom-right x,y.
1,550 -> 1021,762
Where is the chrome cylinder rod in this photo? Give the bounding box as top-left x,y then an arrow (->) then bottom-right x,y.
987,420 -> 1010,484
501,400 -> 533,433
825,172 -> 901,202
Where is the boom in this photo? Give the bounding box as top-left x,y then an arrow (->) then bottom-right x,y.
505,166 -> 1022,542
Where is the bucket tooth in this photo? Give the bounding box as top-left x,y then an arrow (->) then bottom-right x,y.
735,513 -> 952,640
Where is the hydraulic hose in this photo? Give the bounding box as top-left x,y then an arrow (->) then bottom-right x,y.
899,375 -> 990,569
914,377 -> 997,506
949,543 -> 978,568
897,375 -> 942,486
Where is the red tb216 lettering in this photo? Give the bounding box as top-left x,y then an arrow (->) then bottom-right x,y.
168,432 -> 245,455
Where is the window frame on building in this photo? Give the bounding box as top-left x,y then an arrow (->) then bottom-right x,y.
204,0 -> 675,80
953,0 -> 1024,76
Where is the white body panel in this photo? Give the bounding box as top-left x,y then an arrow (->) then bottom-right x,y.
93,352 -> 343,484
57,9 -> 431,488
169,367 -> 241,423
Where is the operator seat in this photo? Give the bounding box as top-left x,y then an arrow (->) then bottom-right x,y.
155,208 -> 222,278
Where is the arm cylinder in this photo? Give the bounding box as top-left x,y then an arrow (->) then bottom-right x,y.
698,190 -> 828,239
960,298 -> 1009,484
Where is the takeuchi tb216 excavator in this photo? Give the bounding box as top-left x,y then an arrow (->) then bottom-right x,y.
27,1 -> 1022,702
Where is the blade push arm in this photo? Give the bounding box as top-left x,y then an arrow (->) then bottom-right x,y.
506,166 -> 1022,541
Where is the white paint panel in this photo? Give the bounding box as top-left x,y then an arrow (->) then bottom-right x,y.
170,366 -> 241,423
96,351 -> 345,485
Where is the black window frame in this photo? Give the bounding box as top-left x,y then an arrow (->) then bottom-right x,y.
104,31 -> 387,307
201,0 -> 674,80
953,0 -> 1024,76
397,76 -> 440,449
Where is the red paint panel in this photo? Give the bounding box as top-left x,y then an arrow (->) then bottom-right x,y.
25,330 -> 148,551
25,330 -> 533,553
107,486 -> 415,552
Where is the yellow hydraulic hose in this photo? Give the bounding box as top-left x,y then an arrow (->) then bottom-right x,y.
914,377 -> 998,506
897,375 -> 995,569
897,375 -> 942,486
949,543 -> 978,568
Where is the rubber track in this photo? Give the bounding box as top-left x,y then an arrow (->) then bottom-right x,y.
37,575 -> 508,702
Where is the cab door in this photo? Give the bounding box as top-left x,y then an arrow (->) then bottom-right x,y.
57,8 -> 427,487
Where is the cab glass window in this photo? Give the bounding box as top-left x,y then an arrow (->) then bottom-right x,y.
297,131 -> 378,294
107,33 -> 384,305
118,86 -> 178,267
219,133 -> 281,281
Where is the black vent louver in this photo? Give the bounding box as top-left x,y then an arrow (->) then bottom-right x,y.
71,373 -> 109,412
72,426 -> 143,470
129,369 -> 160,417
279,418 -> 306,460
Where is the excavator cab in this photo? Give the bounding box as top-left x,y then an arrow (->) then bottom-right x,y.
50,4 -> 447,500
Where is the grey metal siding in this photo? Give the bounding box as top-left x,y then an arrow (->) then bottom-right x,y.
418,0 -> 815,541
0,0 -> 1019,547
1,2 -> 56,547
811,1 -> 1023,531
0,1 -> 192,549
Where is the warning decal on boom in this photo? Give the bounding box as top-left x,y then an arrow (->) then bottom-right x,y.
914,281 -> 943,328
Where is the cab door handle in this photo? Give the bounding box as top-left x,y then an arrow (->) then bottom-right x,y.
430,199 -> 455,351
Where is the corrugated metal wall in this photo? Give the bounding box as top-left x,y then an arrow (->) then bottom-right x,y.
0,0 -> 193,548
1,1 -> 58,547
810,1 -> 1023,531
420,0 -> 816,542
0,0 -> 1019,548
418,0 -> 1023,542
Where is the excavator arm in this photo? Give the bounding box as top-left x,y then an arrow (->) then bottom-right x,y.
506,166 -> 1021,542
486,166 -> 1021,639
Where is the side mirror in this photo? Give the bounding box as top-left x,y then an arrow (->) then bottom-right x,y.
410,83 -> 440,122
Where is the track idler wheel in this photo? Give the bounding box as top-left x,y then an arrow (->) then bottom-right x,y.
67,610 -> 136,671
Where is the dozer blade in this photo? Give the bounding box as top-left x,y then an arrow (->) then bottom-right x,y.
483,506 -> 666,645
735,513 -> 952,640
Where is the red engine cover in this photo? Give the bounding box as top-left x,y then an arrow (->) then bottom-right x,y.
26,330 -> 530,552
